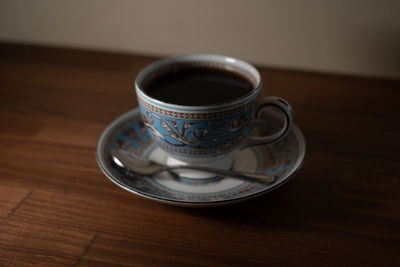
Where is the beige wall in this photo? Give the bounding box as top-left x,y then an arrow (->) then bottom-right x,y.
1,0 -> 399,78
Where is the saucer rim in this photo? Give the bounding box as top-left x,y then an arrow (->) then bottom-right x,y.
96,108 -> 306,207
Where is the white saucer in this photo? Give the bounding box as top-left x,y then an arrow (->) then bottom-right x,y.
97,108 -> 306,207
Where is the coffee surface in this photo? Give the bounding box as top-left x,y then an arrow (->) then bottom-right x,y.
142,66 -> 254,106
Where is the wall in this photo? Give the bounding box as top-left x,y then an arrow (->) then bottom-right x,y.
1,0 -> 399,78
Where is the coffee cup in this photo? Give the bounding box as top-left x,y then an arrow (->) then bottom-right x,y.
135,54 -> 293,170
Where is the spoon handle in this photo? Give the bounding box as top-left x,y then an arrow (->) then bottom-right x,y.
166,166 -> 275,184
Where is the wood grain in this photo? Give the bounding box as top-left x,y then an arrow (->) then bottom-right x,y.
0,43 -> 399,266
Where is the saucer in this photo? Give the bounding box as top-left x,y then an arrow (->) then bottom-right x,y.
96,108 -> 306,207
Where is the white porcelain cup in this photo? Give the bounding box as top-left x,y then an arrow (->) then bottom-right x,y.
135,54 -> 294,175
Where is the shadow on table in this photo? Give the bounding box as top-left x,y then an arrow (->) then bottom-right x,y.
172,185 -> 299,225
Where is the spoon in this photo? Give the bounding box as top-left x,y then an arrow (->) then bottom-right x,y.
110,149 -> 275,184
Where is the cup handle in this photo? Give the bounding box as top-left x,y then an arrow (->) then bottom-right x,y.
240,97 -> 294,149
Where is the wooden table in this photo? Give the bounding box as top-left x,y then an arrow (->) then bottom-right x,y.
1,43 -> 399,266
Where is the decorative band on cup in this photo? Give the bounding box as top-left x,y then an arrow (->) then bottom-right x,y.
138,96 -> 253,120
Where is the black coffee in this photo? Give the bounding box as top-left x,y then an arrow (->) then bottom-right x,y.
142,66 -> 254,106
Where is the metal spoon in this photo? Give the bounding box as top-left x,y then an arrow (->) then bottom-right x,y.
110,149 -> 275,184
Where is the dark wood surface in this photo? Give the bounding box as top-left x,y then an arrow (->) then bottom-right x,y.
0,43 -> 399,266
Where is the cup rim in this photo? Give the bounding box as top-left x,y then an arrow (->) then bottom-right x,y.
135,54 -> 262,111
